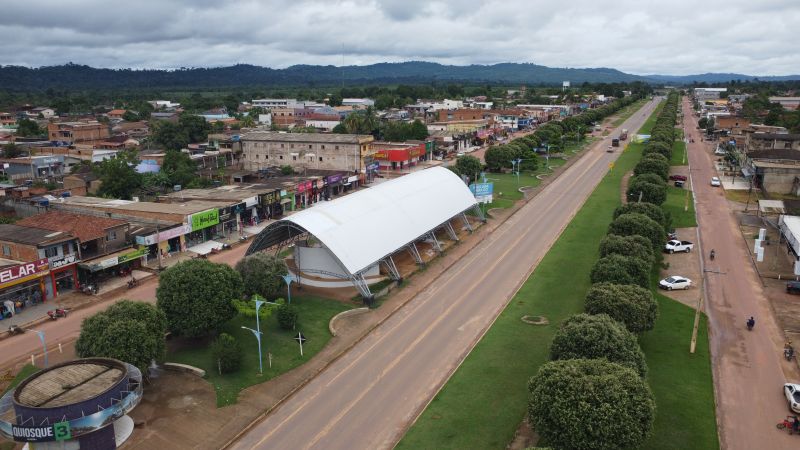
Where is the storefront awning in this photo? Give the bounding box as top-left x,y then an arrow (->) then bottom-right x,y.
79,247 -> 148,272
187,240 -> 224,256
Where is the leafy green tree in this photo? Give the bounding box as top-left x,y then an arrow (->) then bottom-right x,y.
156,259 -> 243,337
633,158 -> 669,182
2,143 -> 23,158
549,313 -> 648,377
276,303 -> 299,330
590,254 -> 650,288
586,283 -> 659,333
598,234 -> 654,265
122,110 -> 139,121
327,93 -> 343,107
613,202 -> 667,230
332,123 -> 347,134
94,151 -> 142,199
608,212 -> 665,252
643,141 -> 672,159
16,118 -> 44,137
408,120 -> 429,140
210,333 -> 242,374
178,113 -> 211,143
161,150 -> 197,188
235,252 -> 288,300
153,121 -> 190,150
455,155 -> 482,181
528,359 -> 655,450
484,145 -> 514,171
75,300 -> 167,373
627,176 -> 667,205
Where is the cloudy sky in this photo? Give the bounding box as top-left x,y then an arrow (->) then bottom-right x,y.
1,0 -> 798,75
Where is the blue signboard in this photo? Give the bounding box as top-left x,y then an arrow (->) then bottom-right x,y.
470,182 -> 493,196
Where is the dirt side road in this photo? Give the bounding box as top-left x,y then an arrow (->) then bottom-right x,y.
684,98 -> 799,449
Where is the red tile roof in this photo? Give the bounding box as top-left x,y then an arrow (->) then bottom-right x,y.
16,211 -> 127,243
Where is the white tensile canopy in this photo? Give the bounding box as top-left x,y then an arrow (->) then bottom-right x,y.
246,166 -> 479,296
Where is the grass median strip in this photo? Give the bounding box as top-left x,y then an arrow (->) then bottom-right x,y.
671,141 -> 687,166
663,185 -> 697,228
640,292 -> 719,450
397,126 -> 644,450
168,296 -> 349,406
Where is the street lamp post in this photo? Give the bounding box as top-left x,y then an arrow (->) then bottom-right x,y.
509,158 -> 521,188
281,274 -> 294,304
241,298 -> 265,374
30,329 -> 48,368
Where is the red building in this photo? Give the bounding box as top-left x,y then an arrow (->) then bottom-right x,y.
370,141 -> 427,170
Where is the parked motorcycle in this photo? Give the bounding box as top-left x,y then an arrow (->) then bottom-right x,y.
222,243 -> 232,250
127,277 -> 138,289
47,308 -> 68,320
786,347 -> 795,361
8,325 -> 24,335
776,416 -> 800,435
81,283 -> 98,295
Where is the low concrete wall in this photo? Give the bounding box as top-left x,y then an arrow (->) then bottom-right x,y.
328,308 -> 370,337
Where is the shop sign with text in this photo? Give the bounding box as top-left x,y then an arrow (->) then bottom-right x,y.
190,209 -> 219,232
118,247 -> 148,264
49,253 -> 77,270
0,259 -> 49,288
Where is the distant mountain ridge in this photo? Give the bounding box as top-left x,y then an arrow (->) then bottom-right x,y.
645,72 -> 800,83
0,61 -> 798,91
0,61 -> 643,91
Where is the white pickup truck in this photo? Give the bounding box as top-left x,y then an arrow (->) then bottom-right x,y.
664,240 -> 694,253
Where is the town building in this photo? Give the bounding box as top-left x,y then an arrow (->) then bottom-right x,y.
29,107 -> 55,119
744,149 -> 800,195
694,87 -> 727,101
715,116 -> 751,136
47,121 -> 110,144
745,133 -> 800,152
0,224 -> 80,304
769,97 -> 800,111
370,141 -> 427,171
341,98 -> 375,108
147,100 -> 181,109
0,155 -> 66,182
0,112 -> 15,126
107,109 -> 127,120
252,98 -> 299,109
240,131 -> 374,173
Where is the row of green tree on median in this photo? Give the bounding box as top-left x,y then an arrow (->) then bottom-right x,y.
474,94 -> 643,177
74,253 -> 298,376
526,92 -> 680,450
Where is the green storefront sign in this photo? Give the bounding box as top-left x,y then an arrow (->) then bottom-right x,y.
118,247 -> 148,264
190,209 -> 220,232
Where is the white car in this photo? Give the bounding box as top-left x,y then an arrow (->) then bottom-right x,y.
665,240 -> 694,253
659,276 -> 692,291
710,177 -> 721,187
785,383 -> 800,413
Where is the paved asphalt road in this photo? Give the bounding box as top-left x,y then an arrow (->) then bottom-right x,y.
230,99 -> 660,450
683,98 -> 799,449
0,245 -> 249,370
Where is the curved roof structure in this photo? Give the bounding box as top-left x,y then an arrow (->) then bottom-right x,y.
247,167 -> 477,277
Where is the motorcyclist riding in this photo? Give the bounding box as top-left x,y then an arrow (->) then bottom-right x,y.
792,415 -> 800,434
710,249 -> 716,260
746,316 -> 755,330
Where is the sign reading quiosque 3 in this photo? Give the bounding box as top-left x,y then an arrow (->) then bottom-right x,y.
190,209 -> 220,232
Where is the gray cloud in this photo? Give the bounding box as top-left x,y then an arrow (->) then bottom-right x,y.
0,0 -> 798,75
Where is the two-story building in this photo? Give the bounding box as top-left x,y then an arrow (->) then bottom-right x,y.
16,211 -> 133,284
47,121 -> 110,144
745,133 -> 800,152
0,224 -> 80,304
240,131 -> 375,174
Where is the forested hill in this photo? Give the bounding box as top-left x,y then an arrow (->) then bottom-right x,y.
0,62 -> 646,91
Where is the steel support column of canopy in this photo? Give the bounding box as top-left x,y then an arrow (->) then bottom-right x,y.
461,212 -> 473,232
382,256 -> 402,281
407,242 -> 424,265
444,221 -> 458,241
428,231 -> 443,253
351,272 -> 373,298
472,204 -> 486,222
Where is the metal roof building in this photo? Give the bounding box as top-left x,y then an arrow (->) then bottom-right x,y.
246,167 -> 480,297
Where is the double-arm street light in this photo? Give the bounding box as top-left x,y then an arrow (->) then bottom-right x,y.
241,298 -> 266,374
